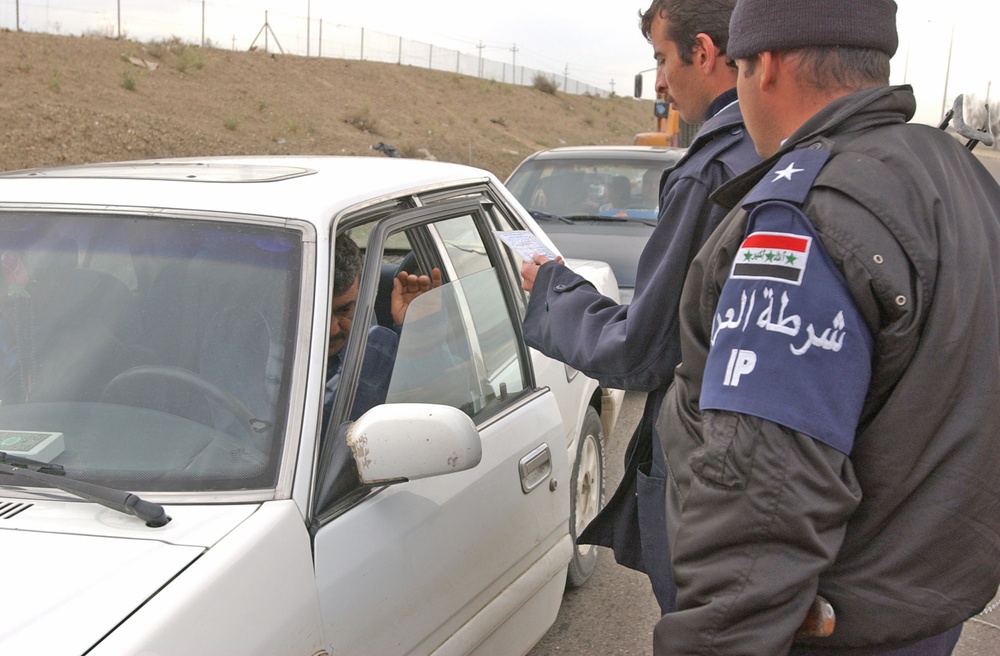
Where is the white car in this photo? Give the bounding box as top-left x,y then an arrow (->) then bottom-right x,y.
0,156 -> 622,655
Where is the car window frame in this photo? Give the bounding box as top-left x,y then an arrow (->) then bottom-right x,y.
312,195 -> 538,522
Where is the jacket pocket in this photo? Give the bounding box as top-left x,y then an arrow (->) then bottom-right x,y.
689,410 -> 760,490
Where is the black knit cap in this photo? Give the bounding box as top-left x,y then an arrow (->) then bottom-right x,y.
728,0 -> 898,60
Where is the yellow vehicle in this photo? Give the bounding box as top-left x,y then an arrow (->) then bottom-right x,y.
632,71 -> 699,147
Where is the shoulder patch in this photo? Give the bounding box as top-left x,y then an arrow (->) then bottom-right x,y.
742,147 -> 831,207
701,201 -> 873,455
732,229 -> 812,285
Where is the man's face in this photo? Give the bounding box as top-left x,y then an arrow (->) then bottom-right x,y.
328,276 -> 359,357
651,13 -> 707,125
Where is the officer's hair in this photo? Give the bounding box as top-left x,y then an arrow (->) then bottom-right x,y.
741,46 -> 890,91
639,0 -> 738,67
333,234 -> 363,297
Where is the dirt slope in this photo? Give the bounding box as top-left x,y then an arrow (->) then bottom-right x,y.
0,30 -> 656,180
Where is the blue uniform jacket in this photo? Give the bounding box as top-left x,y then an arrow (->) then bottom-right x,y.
522,95 -> 759,612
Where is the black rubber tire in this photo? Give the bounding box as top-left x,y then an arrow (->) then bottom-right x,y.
566,405 -> 606,588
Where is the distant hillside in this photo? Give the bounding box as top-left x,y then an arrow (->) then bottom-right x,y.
0,30 -> 657,180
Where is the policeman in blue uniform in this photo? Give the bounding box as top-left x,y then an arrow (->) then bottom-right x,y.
519,0 -> 759,613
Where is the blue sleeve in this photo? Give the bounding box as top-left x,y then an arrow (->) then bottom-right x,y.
522,175 -> 727,392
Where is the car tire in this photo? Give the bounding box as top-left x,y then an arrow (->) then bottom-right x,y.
567,405 -> 606,588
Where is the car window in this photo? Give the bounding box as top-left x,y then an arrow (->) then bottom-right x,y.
315,205 -> 530,514
0,211 -> 303,493
368,213 -> 526,417
506,157 -> 666,219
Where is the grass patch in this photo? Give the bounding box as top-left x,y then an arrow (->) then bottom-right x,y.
344,107 -> 379,134
176,47 -> 204,72
532,73 -> 558,95
120,70 -> 137,91
224,117 -> 239,130
48,68 -> 61,92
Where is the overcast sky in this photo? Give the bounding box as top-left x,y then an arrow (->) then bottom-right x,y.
7,0 -> 996,126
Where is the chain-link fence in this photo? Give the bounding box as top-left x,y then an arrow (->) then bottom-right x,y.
0,0 -> 611,97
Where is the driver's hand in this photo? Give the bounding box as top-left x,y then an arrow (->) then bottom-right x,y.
391,267 -> 443,324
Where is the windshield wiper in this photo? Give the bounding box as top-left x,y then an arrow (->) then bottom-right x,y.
0,461 -> 171,528
0,450 -> 65,476
561,214 -> 658,228
528,210 -> 574,224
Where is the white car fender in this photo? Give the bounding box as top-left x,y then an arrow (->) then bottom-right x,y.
90,500 -> 325,656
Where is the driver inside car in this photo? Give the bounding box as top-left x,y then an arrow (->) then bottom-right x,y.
323,235 -> 441,427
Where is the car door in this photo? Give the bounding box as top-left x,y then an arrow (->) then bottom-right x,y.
311,197 -> 572,655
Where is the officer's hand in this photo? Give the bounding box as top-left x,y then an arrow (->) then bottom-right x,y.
520,253 -> 563,292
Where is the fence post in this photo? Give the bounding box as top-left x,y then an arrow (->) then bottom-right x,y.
319,19 -> 323,57
360,27 -> 365,60
398,36 -> 402,65
201,0 -> 205,47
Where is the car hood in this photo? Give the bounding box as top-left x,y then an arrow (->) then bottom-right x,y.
540,221 -> 653,288
0,497 -> 259,654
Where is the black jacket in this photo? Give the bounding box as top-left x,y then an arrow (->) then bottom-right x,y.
654,86 -> 1000,654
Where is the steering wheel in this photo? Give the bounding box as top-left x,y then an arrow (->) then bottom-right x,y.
100,365 -> 272,437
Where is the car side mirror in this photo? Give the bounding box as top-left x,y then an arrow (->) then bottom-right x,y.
346,403 -> 483,485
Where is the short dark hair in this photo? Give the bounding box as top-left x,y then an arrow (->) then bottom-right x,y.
639,0 -> 737,65
740,46 -> 890,91
333,234 -> 362,296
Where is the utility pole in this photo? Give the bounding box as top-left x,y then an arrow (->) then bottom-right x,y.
306,0 -> 311,56
511,44 -> 518,83
477,41 -> 485,78
564,64 -> 569,92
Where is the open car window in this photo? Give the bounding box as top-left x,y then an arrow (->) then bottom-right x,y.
315,204 -> 530,514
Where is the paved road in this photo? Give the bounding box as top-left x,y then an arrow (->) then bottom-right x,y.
531,391 -> 1000,655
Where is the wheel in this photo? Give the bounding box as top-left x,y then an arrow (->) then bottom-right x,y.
567,405 -> 606,588
100,365 -> 270,437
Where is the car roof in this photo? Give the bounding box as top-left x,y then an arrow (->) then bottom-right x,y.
0,156 -> 495,227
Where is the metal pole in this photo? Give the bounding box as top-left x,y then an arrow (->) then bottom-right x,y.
398,36 -> 402,65
16,0 -> 20,31
307,0 -> 311,56
201,1 -> 205,47
319,19 -> 323,58
940,17 -> 956,122
265,11 -> 269,53
117,0 -> 121,39
360,27 -> 365,60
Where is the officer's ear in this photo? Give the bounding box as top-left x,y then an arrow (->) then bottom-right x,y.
692,32 -> 721,72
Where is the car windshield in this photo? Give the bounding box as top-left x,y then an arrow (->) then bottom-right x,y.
0,211 -> 302,494
506,158 -> 665,220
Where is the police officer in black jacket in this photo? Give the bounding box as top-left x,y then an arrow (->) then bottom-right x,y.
653,0 -> 1000,653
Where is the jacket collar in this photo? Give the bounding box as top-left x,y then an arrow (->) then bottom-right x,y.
713,85 -> 916,210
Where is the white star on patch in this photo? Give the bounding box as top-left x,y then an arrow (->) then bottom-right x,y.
772,163 -> 804,182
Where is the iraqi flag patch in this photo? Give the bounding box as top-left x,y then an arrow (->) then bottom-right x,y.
731,231 -> 811,285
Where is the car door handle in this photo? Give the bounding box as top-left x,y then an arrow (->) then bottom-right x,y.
518,443 -> 552,494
